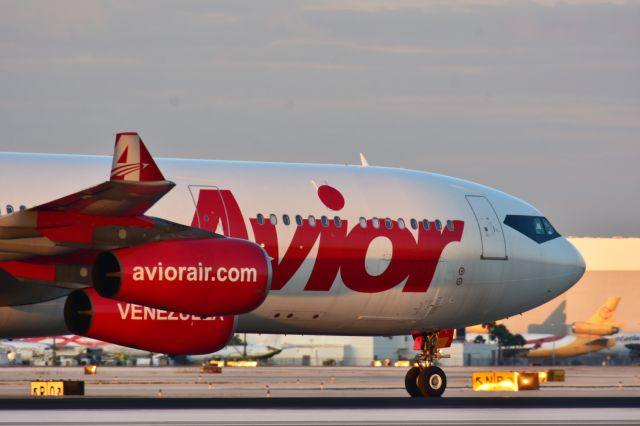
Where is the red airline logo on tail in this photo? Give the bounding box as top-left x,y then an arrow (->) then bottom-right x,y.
110,133 -> 165,182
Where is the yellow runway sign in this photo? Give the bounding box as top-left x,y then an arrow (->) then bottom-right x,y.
31,381 -> 64,396
472,371 -> 539,391
30,381 -> 84,396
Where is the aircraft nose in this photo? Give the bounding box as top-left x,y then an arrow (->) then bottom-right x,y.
568,237 -> 586,284
548,237 -> 586,293
574,241 -> 586,279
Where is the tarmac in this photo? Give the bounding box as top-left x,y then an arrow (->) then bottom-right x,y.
0,366 -> 638,424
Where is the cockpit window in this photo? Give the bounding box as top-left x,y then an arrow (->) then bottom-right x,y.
541,218 -> 556,235
503,215 -> 561,244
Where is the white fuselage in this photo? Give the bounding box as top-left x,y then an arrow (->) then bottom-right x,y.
0,153 -> 585,336
603,333 -> 640,358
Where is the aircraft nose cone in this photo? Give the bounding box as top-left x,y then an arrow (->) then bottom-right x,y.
556,237 -> 586,291
567,241 -> 587,282
574,242 -> 586,279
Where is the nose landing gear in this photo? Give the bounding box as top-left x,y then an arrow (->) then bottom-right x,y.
404,331 -> 452,397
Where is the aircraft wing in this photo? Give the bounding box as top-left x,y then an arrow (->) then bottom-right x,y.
34,179 -> 174,217
0,133 -> 214,305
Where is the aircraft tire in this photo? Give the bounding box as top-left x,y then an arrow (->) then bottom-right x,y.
418,366 -> 447,397
404,366 -> 423,397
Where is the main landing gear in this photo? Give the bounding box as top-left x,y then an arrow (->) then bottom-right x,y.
404,332 -> 449,398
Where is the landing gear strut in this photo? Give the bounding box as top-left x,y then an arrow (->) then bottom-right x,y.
404,332 -> 450,398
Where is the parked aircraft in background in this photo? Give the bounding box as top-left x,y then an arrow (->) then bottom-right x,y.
0,133 -> 585,397
465,321 -> 502,335
0,339 -> 51,364
526,297 -> 621,359
604,333 -> 640,360
3,335 -> 152,364
186,342 -> 283,364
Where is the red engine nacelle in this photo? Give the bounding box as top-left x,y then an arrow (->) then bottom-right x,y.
92,238 -> 271,316
64,289 -> 235,355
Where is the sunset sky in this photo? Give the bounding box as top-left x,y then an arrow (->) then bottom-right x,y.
1,0 -> 638,236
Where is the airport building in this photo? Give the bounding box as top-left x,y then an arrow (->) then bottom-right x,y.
501,237 -> 640,334
251,237 -> 640,366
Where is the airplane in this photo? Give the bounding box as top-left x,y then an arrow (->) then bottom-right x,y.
15,334 -> 286,365
8,335 -> 154,364
0,132 -> 585,397
603,333 -> 640,360
0,339 -> 52,364
465,321 -> 502,335
465,300 -> 566,343
526,297 -> 621,359
185,343 -> 284,364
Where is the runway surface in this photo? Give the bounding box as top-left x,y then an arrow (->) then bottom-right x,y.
1,400 -> 640,425
0,396 -> 639,409
2,365 -> 640,398
0,366 -> 638,424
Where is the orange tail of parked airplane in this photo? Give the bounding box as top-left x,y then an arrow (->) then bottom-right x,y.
587,296 -> 622,324
527,296 -> 622,359
572,296 -> 622,336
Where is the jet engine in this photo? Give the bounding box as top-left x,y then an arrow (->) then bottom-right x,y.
571,322 -> 619,336
92,238 -> 271,316
64,289 -> 235,355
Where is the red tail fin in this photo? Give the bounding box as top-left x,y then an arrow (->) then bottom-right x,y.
110,132 -> 165,182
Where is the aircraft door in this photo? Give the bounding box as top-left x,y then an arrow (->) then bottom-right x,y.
188,185 -> 232,236
465,195 -> 507,260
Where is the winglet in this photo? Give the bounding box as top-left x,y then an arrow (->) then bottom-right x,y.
110,132 -> 166,182
359,153 -> 369,167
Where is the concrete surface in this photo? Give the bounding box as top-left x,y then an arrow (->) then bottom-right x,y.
0,365 -> 638,398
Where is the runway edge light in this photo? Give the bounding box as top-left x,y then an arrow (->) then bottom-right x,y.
517,372 -> 539,391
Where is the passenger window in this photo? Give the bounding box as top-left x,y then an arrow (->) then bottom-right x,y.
422,219 -> 430,230
398,218 -> 406,230
359,217 -> 367,228
295,215 -> 303,226
203,215 -> 210,222
6,205 -> 13,214
334,216 -> 342,228
269,214 -> 277,225
435,219 -> 442,231
446,220 -> 454,231
321,215 -> 329,227
257,213 -> 265,225
308,215 -> 316,227
410,218 -> 418,230
19,205 -> 26,211
372,217 -> 380,229
283,214 -> 291,226
384,218 -> 393,229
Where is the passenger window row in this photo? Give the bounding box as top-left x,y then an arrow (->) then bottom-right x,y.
0,204 -> 26,215
256,213 -> 455,231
